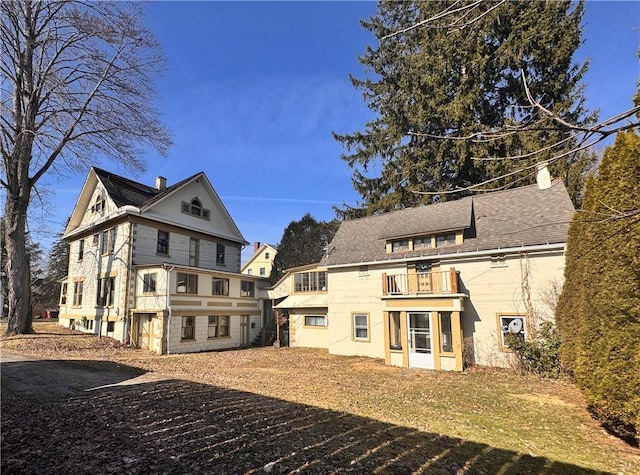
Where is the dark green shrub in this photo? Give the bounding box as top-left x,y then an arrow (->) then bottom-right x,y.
506,322 -> 562,379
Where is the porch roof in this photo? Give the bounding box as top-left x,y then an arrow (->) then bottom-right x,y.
274,294 -> 329,309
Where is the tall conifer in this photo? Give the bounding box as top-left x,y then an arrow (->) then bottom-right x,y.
335,0 -> 593,217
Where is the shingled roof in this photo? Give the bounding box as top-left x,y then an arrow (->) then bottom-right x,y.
320,180 -> 575,267
93,167 -> 199,209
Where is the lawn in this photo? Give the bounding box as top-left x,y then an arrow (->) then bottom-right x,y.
2,322 -> 638,474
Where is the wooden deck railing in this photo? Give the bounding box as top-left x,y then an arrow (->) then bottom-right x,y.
382,269 -> 459,296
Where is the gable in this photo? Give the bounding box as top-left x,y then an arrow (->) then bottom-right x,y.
140,175 -> 246,244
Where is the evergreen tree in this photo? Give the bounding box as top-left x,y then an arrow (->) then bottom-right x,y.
37,229 -> 69,309
334,0 -> 593,217
270,214 -> 339,285
556,131 -> 640,443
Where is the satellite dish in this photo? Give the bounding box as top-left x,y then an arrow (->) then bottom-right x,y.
508,319 -> 523,334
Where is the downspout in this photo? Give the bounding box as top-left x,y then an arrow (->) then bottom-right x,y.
164,264 -> 175,354
122,221 -> 134,344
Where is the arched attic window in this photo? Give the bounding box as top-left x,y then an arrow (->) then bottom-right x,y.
181,197 -> 210,220
190,198 -> 202,216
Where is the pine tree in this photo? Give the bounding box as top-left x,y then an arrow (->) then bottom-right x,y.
557,131 -> 640,443
270,214 -> 339,285
334,0 -> 593,217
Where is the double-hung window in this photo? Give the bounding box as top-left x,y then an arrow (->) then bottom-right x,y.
101,227 -> 116,255
96,276 -> 115,306
177,273 -> 198,294
216,243 -> 225,265
157,230 -> 169,255
212,277 -> 229,296
182,316 -> 195,340
353,313 -> 369,341
240,280 -> 255,297
208,315 -> 230,338
143,273 -> 157,293
73,281 -> 83,306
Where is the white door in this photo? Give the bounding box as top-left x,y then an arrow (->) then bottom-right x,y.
407,312 -> 434,369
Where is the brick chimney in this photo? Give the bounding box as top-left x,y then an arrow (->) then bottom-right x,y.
253,242 -> 260,253
156,176 -> 167,191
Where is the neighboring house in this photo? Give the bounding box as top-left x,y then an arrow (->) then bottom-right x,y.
271,176 -> 574,371
242,242 -> 277,278
59,167 -> 270,354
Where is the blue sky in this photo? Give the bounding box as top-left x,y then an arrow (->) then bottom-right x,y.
31,1 -> 639,264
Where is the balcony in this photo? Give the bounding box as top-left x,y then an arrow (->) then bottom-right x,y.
382,269 -> 461,296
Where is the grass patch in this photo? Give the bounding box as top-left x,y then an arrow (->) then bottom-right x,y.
2,322 -> 638,473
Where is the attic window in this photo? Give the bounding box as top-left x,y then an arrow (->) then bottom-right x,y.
436,233 -> 456,247
181,199 -> 210,221
392,240 -> 409,252
91,195 -> 105,213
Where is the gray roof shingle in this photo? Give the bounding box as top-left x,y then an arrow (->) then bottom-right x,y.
320,180 -> 574,267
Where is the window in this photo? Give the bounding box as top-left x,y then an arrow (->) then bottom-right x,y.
359,265 -> 369,277
143,273 -> 157,293
247,269 -> 253,275
96,276 -> 115,306
59,282 -> 68,305
157,230 -> 169,255
389,311 -> 402,350
216,243 -> 225,265
101,227 -> 116,254
189,238 -> 200,267
208,315 -> 230,338
436,233 -> 456,247
212,277 -> 229,296
106,321 -> 115,332
413,237 -> 432,250
259,267 -> 266,276
440,312 -> 453,353
73,281 -> 83,306
92,195 -> 105,213
294,271 -> 327,292
353,313 -> 369,341
182,316 -> 195,340
305,315 -> 326,327
92,234 -> 99,246
182,198 -> 210,220
392,240 -> 410,252
177,273 -> 198,294
240,280 -> 254,297
265,252 -> 270,259
78,239 -> 84,261
498,314 -> 526,348
490,255 -> 507,268
190,198 -> 202,216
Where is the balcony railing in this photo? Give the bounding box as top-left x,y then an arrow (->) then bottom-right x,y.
382,269 -> 460,296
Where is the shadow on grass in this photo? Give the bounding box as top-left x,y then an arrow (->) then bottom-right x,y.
1,359 -> 610,475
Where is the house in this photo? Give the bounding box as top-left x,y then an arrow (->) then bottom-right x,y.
271,177 -> 574,370
58,167 -> 271,354
242,242 -> 277,278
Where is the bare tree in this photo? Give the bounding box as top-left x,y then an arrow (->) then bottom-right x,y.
0,1 -> 171,335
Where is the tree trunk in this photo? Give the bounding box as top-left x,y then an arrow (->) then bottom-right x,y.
4,152 -> 33,336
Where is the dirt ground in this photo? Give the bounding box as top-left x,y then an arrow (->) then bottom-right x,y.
1,323 -> 638,474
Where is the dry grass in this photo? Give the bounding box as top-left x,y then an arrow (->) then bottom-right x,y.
2,322 -> 639,474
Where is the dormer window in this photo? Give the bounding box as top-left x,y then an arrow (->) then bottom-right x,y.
436,233 -> 456,247
392,240 -> 409,252
413,237 -> 432,250
181,198 -> 210,221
